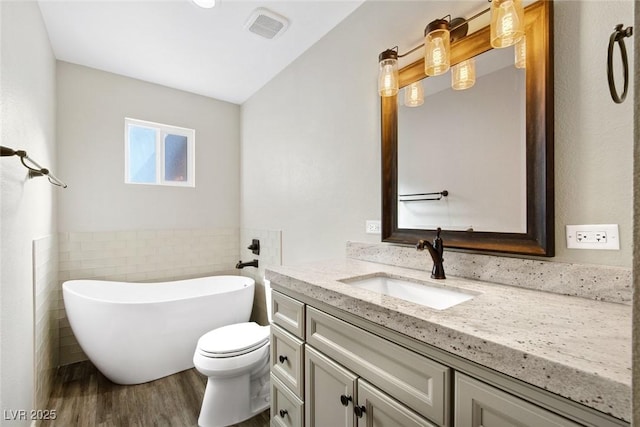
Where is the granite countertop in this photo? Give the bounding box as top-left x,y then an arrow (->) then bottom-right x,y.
265,258 -> 631,422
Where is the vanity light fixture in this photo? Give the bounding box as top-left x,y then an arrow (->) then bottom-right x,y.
514,35 -> 526,68
404,81 -> 424,106
378,49 -> 399,97
451,58 -> 476,90
377,0 -> 525,97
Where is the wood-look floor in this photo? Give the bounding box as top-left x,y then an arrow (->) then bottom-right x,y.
42,361 -> 270,427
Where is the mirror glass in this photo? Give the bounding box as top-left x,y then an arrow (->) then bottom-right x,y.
397,48 -> 526,233
381,1 -> 554,256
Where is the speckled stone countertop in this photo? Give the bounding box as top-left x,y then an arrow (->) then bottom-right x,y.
265,258 -> 631,422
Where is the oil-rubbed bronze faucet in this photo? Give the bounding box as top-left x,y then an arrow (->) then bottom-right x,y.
235,259 -> 259,269
416,227 -> 445,279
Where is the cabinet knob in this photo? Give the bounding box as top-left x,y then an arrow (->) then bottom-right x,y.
278,355 -> 288,363
354,405 -> 366,418
279,409 -> 288,418
340,394 -> 353,407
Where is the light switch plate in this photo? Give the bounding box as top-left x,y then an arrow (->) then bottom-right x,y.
566,224 -> 620,250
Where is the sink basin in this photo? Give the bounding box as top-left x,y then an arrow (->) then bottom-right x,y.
341,274 -> 475,310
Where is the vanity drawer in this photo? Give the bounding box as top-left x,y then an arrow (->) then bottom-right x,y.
306,306 -> 451,426
271,373 -> 304,427
272,290 -> 305,339
454,373 -> 582,427
271,324 -> 305,399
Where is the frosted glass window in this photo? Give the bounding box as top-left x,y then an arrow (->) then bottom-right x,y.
128,126 -> 157,183
125,118 -> 195,187
164,134 -> 188,182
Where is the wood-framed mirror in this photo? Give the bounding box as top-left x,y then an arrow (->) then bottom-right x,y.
381,0 -> 554,256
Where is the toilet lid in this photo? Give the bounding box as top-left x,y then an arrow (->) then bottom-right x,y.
197,322 -> 269,357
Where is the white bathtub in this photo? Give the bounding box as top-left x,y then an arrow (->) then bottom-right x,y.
63,275 -> 255,385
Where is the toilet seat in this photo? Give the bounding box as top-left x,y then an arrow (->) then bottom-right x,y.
197,322 -> 269,358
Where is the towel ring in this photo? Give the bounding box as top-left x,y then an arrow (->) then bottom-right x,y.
607,24 -> 633,104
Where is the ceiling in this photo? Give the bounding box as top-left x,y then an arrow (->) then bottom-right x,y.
38,0 -> 364,104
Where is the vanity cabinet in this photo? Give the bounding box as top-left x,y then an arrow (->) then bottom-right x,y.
270,290 -> 448,427
270,289 -> 622,427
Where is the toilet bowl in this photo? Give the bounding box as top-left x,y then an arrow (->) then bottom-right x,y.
193,278 -> 273,427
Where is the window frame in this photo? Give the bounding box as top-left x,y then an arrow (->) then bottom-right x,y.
124,117 -> 196,187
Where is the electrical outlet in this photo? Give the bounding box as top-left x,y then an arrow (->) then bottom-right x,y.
366,220 -> 381,234
566,224 -> 619,250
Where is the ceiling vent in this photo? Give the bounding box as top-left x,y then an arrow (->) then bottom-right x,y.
244,8 -> 289,40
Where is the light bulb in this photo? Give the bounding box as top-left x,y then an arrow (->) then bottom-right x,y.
432,38 -> 445,66
404,81 -> 424,107
451,59 -> 476,90
490,0 -> 524,48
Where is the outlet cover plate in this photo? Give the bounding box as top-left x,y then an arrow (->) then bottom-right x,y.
366,220 -> 381,234
566,224 -> 620,250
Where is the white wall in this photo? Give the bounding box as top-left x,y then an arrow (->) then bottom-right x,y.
241,0 -> 634,268
57,62 -> 241,232
554,0 -> 634,267
1,1 -> 57,423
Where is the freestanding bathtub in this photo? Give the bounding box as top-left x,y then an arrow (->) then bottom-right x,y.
62,275 -> 255,385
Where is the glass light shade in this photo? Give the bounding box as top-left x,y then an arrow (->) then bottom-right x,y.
514,35 -> 526,68
378,58 -> 399,97
424,28 -> 450,76
193,0 -> 216,8
490,0 -> 525,48
451,59 -> 476,90
404,81 -> 424,107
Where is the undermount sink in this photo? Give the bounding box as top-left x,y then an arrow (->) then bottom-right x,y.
341,274 -> 475,310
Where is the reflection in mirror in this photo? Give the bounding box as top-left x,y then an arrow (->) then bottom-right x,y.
397,48 -> 527,233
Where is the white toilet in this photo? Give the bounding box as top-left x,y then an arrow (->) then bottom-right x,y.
193,279 -> 273,427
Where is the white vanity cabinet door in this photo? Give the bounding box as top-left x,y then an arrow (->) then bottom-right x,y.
355,379 -> 438,427
455,373 -> 583,427
305,345 -> 357,427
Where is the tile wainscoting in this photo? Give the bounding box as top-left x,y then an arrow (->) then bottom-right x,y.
33,235 -> 59,414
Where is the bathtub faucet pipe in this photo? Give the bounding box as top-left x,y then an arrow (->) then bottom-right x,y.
236,259 -> 259,269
